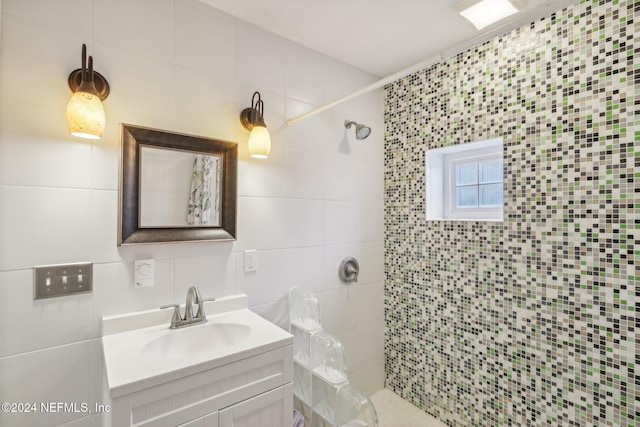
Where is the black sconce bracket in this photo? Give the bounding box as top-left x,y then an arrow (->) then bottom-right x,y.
68,44 -> 110,101
240,91 -> 266,130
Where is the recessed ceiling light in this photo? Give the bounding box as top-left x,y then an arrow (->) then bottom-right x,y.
456,0 -> 526,30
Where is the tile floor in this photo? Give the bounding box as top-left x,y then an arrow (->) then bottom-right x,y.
370,389 -> 446,427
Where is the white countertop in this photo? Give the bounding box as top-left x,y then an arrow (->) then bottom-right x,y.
102,296 -> 293,398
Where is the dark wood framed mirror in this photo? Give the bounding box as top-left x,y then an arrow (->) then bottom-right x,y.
118,124 -> 237,245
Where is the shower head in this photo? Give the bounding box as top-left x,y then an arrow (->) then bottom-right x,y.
344,120 -> 371,140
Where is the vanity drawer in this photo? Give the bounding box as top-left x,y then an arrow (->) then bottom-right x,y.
111,345 -> 293,427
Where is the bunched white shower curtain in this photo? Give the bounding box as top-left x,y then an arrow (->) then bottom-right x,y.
187,154 -> 220,225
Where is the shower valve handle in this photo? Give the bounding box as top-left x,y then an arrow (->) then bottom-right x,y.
339,257 -> 360,283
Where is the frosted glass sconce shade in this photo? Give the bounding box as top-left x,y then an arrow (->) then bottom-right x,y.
240,91 -> 271,159
247,125 -> 271,159
66,89 -> 105,139
66,44 -> 110,140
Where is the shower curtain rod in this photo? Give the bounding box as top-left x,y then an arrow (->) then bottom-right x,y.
285,54 -> 440,126
284,0 -> 577,127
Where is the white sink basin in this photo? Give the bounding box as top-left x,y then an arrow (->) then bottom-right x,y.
141,322 -> 252,359
101,298 -> 293,398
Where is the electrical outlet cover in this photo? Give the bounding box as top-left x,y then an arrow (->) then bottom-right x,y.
244,250 -> 257,272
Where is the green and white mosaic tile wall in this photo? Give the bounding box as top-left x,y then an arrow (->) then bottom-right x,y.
383,0 -> 638,425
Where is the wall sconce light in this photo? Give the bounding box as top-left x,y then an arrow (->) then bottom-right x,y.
66,44 -> 110,140
239,91 -> 271,159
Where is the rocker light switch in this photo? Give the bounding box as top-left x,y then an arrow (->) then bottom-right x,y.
34,262 -> 93,299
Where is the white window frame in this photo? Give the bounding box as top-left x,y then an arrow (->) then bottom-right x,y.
426,138 -> 503,221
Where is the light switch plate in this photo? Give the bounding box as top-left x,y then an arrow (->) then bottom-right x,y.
34,262 -> 93,299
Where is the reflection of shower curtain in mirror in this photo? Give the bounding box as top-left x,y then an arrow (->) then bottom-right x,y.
187,154 -> 218,225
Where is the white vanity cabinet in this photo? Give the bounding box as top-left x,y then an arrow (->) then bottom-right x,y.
176,383 -> 292,427
177,412 -> 218,427
218,383 -> 292,426
110,345 -> 293,427
102,298 -> 295,427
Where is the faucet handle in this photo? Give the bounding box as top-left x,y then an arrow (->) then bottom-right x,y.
160,304 -> 182,328
196,297 -> 216,319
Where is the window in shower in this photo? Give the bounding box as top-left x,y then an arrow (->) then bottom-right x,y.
425,137 -> 503,221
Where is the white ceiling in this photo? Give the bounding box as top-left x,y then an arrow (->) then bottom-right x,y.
197,0 -> 579,77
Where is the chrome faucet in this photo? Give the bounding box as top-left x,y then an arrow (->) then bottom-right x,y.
160,286 -> 215,329
184,286 -> 200,321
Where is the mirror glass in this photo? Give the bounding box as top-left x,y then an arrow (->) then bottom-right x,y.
139,146 -> 222,228
119,124 -> 237,245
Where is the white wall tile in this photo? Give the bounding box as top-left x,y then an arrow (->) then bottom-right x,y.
172,67 -> 238,141
324,153 -> 383,202
0,340 -> 102,427
355,281 -> 384,324
0,270 -> 93,357
323,200 -> 383,245
236,197 -> 323,251
172,240 -> 235,259
90,127 -> 120,191
334,328 -> 359,375
284,246 -> 324,293
94,43 -> 175,131
91,261 -> 174,323
90,190 -> 176,264
285,42 -> 327,106
173,253 -> 236,301
0,16 -> 86,109
238,245 -> 324,314
237,149 -> 286,198
0,102 -> 92,188
282,147 -> 324,200
93,0 -> 174,62
2,0 -> 92,37
315,287 -> 358,334
235,21 -> 286,95
236,250 -> 289,307
351,360 -> 385,397
281,99 -> 329,153
174,0 -> 236,81
331,83 -> 382,121
322,56 -> 377,106
1,187 -> 92,270
323,154 -> 362,201
356,320 -> 384,368
249,298 -> 289,331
